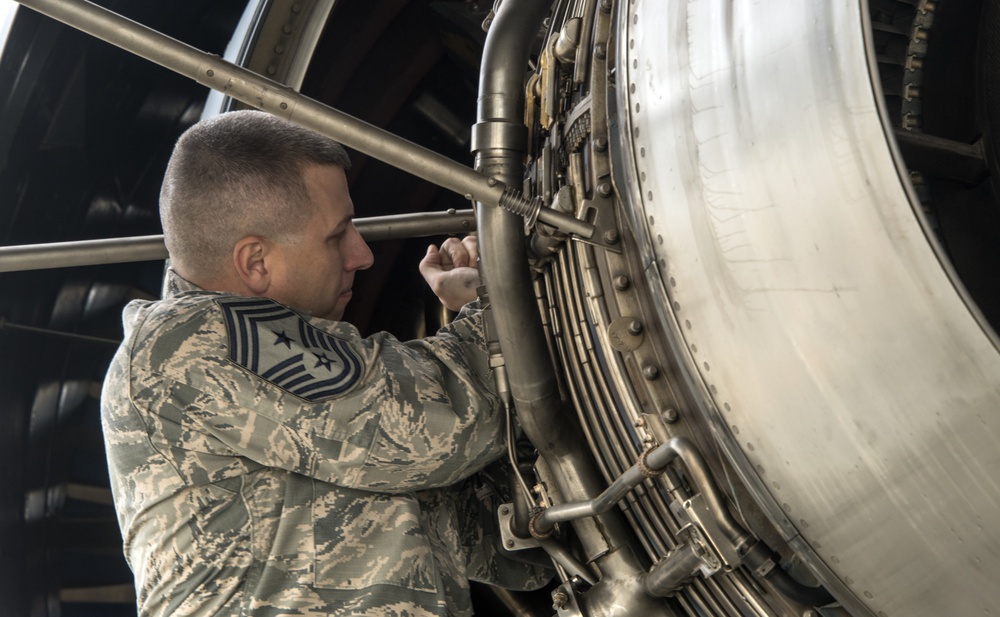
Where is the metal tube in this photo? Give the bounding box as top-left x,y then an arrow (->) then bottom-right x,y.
534,437 -> 750,549
0,209 -> 476,272
642,543 -> 705,598
473,2 -> 676,615
14,0 -> 505,208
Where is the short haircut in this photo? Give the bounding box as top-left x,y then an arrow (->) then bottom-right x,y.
159,110 -> 351,280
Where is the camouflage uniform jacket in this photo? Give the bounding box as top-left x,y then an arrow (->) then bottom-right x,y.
102,270 -> 550,617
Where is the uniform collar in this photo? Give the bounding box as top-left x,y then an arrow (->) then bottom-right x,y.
161,268 -> 314,318
163,268 -> 205,297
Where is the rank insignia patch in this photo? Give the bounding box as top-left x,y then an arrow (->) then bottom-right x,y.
216,298 -> 362,401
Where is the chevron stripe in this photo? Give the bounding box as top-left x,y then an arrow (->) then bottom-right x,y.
216,297 -> 362,401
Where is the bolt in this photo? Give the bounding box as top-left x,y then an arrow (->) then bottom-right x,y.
664,408 -> 679,424
594,136 -> 608,152
613,275 -> 630,291
642,364 -> 660,380
552,590 -> 569,610
627,320 -> 643,335
597,182 -> 613,197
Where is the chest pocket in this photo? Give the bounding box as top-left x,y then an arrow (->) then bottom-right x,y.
312,481 -> 438,593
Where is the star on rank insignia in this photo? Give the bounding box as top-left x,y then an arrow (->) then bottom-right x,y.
216,297 -> 362,401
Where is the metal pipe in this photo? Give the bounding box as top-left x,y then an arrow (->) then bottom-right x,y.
642,543 -> 705,597
473,2 -> 675,615
16,0 -> 591,240
13,0 -> 562,230
533,437 -> 750,550
0,209 -> 476,272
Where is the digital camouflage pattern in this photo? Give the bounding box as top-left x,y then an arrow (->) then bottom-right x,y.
102,270 -> 551,616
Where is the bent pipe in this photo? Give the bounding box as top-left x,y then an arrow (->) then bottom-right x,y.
742,542 -> 835,607
531,437 -> 751,551
473,2 -> 675,615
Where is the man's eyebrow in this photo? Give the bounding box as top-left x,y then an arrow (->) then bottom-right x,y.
329,213 -> 356,236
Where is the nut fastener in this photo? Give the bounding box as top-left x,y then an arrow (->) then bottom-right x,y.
552,590 -> 570,610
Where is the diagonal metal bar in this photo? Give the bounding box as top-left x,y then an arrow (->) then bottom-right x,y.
0,209 -> 476,272
12,0 -> 592,240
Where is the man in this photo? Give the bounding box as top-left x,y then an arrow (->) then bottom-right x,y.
101,110 -> 549,616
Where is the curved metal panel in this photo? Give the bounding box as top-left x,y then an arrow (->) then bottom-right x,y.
617,1 -> 1000,615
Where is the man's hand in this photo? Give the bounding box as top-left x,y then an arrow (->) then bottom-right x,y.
419,236 -> 482,311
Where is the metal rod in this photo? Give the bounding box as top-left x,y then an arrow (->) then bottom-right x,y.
533,437 -> 751,551
0,209 -> 476,272
13,0 -> 510,212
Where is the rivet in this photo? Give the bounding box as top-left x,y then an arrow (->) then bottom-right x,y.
500,505 -> 510,515
595,43 -> 607,60
642,365 -> 660,380
487,177 -> 499,187
603,229 -> 620,244
279,102 -> 288,110
505,539 -> 515,548
664,408 -> 679,424
594,137 -> 608,152
613,275 -> 630,291
597,182 -> 613,197
206,69 -> 215,77
627,320 -> 643,335
601,0 -> 613,12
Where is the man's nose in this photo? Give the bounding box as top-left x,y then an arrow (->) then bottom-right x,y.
347,227 -> 374,271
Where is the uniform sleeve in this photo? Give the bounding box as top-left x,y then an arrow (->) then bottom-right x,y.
133,296 -> 505,493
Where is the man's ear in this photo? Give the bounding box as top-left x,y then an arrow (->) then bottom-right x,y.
233,236 -> 270,294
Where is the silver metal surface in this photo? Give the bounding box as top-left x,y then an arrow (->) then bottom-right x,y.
615,1 -> 1000,616
0,210 -> 477,272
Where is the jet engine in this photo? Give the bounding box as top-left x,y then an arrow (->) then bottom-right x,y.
0,0 -> 997,616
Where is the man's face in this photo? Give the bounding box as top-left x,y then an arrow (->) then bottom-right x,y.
265,164 -> 374,321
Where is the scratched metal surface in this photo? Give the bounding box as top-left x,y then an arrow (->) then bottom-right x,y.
615,1 -> 1000,615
